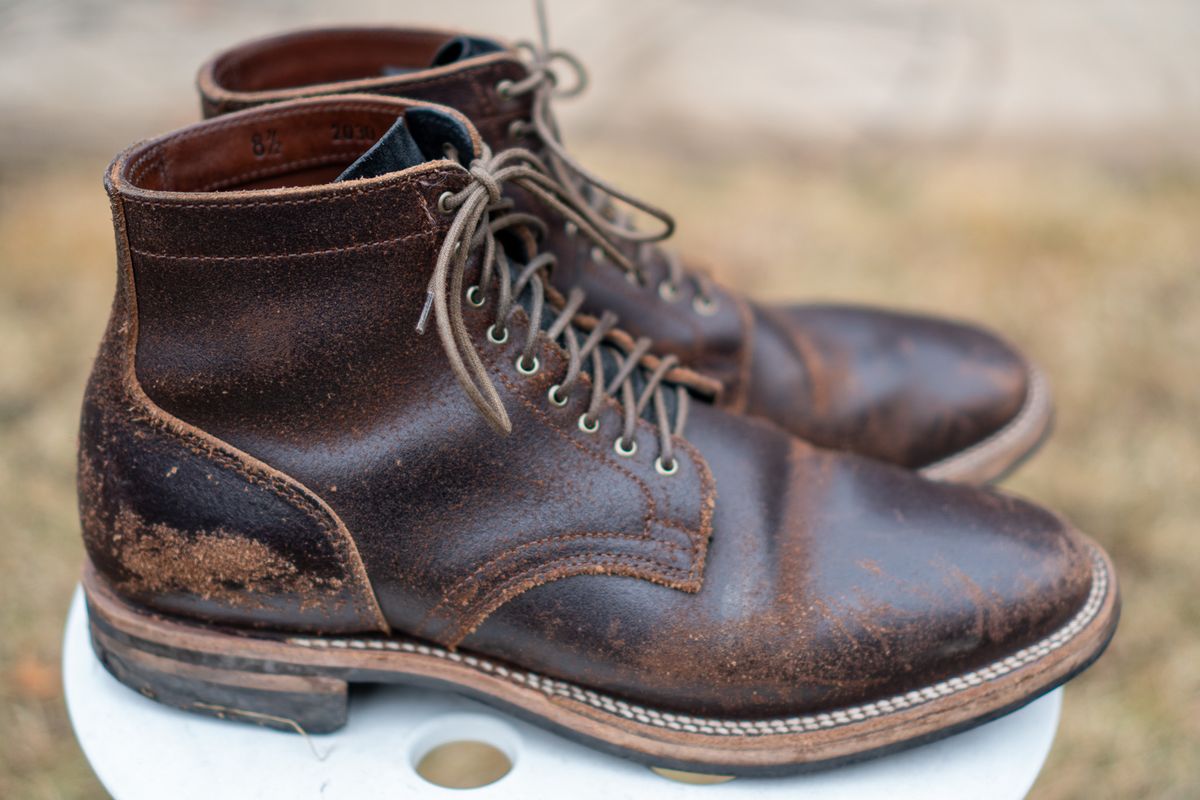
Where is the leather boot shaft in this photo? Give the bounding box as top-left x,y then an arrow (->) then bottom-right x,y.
77,97 -> 479,635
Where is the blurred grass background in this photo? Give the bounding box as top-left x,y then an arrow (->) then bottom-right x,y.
1,1 -> 1198,798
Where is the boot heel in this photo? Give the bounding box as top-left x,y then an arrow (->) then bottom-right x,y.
87,615 -> 349,734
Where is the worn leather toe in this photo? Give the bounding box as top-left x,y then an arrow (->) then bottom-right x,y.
745,303 -> 1035,471
466,404 -> 1097,719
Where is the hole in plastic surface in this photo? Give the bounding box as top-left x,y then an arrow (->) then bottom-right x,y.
416,740 -> 512,789
651,766 -> 736,785
410,714 -> 518,790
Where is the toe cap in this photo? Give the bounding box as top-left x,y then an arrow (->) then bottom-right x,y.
749,303 -> 1035,470
466,408 -> 1103,719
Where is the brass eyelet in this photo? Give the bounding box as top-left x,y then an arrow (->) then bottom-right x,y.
590,246 -> 606,264
654,456 -> 679,476
487,324 -> 509,344
614,436 -> 638,457
508,119 -> 530,140
548,384 -> 569,407
466,285 -> 486,307
437,191 -> 455,215
578,414 -> 599,434
516,354 -> 540,375
658,281 -> 680,302
564,221 -> 578,237
692,295 -> 719,316
495,79 -> 515,99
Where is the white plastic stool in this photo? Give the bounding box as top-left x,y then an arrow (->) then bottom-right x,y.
63,586 -> 1063,799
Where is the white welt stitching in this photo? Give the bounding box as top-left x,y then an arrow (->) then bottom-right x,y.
288,547 -> 1108,737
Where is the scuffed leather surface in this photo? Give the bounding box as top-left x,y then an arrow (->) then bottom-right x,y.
86,95 -> 1094,717
196,28 -> 1037,469
78,183 -> 384,634
746,304 -> 1030,469
468,404 -> 1090,716
112,98 -> 712,647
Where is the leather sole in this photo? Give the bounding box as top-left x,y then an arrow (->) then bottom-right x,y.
920,363 -> 1054,485
83,542 -> 1116,776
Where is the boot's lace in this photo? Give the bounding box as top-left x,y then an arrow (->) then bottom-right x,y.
420,144 -> 690,473
499,0 -> 718,310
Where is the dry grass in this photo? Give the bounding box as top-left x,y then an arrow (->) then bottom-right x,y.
0,143 -> 1196,798
0,165 -> 114,799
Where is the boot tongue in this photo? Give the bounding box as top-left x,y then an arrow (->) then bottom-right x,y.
429,35 -> 505,67
336,108 -> 474,181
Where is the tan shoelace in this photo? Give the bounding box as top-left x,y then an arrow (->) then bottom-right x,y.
420,144 -> 690,473
501,1 -> 718,308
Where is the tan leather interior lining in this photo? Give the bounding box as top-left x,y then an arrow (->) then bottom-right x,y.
122,103 -> 411,192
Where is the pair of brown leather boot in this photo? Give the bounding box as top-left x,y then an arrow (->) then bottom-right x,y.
79,17 -> 1117,776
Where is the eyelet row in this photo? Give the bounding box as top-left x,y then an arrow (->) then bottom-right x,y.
477,281 -> 676,476
575,413 -> 675,473
508,357 -> 681,474
655,281 -> 719,315
571,243 -> 718,316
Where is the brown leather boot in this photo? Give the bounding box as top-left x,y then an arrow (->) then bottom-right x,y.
194,26 -> 1053,484
80,95 -> 1115,775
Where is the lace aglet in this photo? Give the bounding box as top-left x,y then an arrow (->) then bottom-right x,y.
415,291 -> 434,334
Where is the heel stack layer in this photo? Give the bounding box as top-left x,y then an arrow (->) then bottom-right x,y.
89,614 -> 349,734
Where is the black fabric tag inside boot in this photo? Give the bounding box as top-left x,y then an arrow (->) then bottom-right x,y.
429,35 -> 505,67
336,109 -> 474,181
335,117 -> 426,181
407,107 -> 475,165
379,35 -> 504,76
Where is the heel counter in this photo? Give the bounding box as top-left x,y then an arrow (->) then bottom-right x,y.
78,186 -> 386,635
